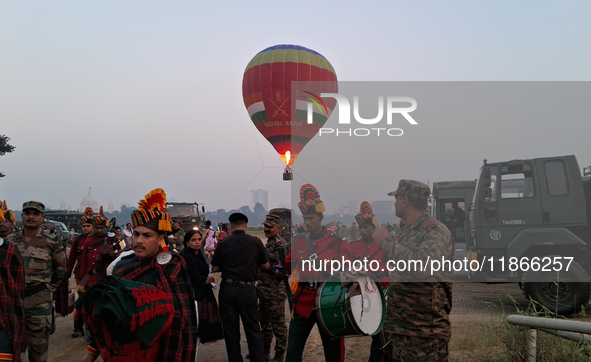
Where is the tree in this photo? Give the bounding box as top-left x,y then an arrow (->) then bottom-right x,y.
253,202 -> 266,216
0,135 -> 15,179
239,205 -> 252,215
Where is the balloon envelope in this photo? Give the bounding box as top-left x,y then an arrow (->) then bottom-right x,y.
242,44 -> 338,165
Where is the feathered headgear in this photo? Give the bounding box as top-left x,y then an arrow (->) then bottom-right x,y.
131,189 -> 172,252
80,207 -> 94,224
131,188 -> 172,233
355,201 -> 377,226
93,206 -> 110,227
297,184 -> 325,214
1,200 -> 15,223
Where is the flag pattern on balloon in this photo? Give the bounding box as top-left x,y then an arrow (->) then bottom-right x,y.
242,44 -> 338,165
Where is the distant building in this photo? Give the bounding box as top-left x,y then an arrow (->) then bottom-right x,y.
79,187 -> 99,212
251,189 -> 270,211
108,201 -> 115,213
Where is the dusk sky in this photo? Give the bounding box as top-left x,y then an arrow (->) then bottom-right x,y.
1,1 -> 590,215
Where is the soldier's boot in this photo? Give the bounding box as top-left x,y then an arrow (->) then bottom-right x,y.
71,328 -> 81,338
271,352 -> 285,362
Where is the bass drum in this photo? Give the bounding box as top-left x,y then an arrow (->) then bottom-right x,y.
316,276 -> 386,338
378,286 -> 391,357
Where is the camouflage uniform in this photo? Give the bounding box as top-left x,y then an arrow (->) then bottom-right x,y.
379,180 -> 453,362
169,228 -> 185,253
7,227 -> 66,362
279,223 -> 291,245
258,226 -> 288,361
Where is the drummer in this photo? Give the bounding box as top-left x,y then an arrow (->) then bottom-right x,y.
285,184 -> 351,362
349,202 -> 392,362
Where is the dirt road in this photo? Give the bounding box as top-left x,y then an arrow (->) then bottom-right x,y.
45,277 -> 539,361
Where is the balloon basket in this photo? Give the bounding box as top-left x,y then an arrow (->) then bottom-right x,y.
283,166 -> 293,181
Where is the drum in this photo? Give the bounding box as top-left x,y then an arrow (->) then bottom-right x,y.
316,276 -> 386,338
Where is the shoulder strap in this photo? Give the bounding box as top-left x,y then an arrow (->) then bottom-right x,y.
304,233 -> 317,260
106,250 -> 135,275
424,221 -> 438,229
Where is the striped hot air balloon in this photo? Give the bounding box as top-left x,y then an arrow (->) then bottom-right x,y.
242,44 -> 338,169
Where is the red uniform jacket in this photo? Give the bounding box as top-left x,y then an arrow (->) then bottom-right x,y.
66,234 -> 88,282
77,234 -> 117,291
349,237 -> 390,287
286,229 -> 351,318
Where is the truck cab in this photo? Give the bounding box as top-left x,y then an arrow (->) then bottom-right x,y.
469,155 -> 591,314
165,202 -> 206,232
432,181 -> 475,261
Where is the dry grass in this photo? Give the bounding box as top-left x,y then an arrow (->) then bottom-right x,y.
450,297 -> 591,362
450,312 -> 504,361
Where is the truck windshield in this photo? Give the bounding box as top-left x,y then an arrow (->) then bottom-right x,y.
500,164 -> 534,198
167,204 -> 197,217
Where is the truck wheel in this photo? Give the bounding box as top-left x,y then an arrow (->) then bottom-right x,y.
522,257 -> 590,316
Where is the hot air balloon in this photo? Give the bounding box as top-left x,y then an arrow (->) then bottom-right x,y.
242,44 -> 338,180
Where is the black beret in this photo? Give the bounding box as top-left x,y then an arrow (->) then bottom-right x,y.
229,212 -> 249,223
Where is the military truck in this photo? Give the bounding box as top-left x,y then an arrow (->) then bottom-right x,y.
269,207 -> 292,243
432,181 -> 476,262
165,202 -> 207,232
435,155 -> 591,315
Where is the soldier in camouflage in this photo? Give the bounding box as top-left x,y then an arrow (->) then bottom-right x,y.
168,219 -> 185,253
258,214 -> 289,362
376,180 -> 453,362
7,201 -> 66,362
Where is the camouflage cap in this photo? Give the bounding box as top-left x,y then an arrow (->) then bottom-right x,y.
387,179 -> 430,201
22,200 -> 45,213
263,214 -> 281,227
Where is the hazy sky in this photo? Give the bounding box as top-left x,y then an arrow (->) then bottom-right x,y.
1,1 -> 590,214
291,81 -> 591,214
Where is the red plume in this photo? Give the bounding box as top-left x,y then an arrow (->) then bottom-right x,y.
300,184 -> 321,205
84,207 -> 94,217
360,201 -> 373,216
138,188 -> 167,211
99,206 -> 104,216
